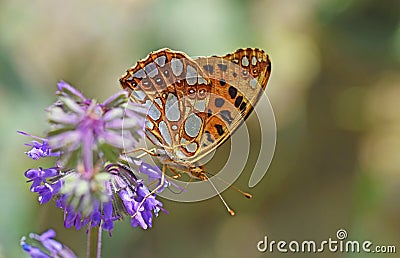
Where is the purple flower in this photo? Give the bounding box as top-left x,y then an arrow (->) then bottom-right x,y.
130,181 -> 165,229
107,163 -> 167,230
21,229 -> 76,258
139,162 -> 170,193
137,160 -> 183,193
22,163 -> 167,234
18,131 -> 60,160
47,81 -> 145,171
24,167 -> 62,204
20,82 -> 167,234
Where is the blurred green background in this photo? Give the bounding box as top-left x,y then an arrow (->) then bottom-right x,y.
1,0 -> 400,257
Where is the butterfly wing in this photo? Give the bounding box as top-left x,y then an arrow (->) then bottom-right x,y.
120,48 -> 271,165
189,48 -> 271,162
119,49 -> 213,160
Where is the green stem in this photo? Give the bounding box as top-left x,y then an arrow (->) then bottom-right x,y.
97,225 -> 102,258
87,226 -> 99,258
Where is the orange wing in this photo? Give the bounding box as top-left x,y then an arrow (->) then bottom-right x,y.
190,48 -> 271,162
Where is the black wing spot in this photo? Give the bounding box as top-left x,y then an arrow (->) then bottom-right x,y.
220,110 -> 234,124
215,98 -> 225,107
203,65 -> 214,74
235,96 -> 243,108
219,79 -> 226,86
205,131 -> 214,143
267,63 -> 271,72
239,101 -> 246,111
233,72 -> 237,77
217,63 -> 227,72
207,109 -> 213,117
228,86 -> 237,99
214,124 -> 224,136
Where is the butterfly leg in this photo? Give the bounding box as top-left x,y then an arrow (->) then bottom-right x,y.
131,164 -> 166,219
167,166 -> 182,179
189,166 -> 208,181
124,148 -> 158,158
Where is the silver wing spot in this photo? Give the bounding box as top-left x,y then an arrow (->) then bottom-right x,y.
184,113 -> 202,138
133,69 -> 146,79
165,93 -> 180,122
186,65 -> 198,85
171,58 -> 184,76
144,62 -> 158,78
155,55 -> 166,67
242,56 -> 249,67
159,121 -> 172,146
251,56 -> 257,66
148,103 -> 161,120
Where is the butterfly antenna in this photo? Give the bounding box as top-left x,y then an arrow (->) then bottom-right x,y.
206,173 -> 252,199
203,174 -> 235,216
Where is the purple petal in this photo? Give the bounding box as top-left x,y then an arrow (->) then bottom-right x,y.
139,162 -> 162,181
18,131 -> 46,141
37,229 -> 56,240
102,201 -> 114,231
102,220 -> 114,232
40,239 -> 63,255
47,106 -> 81,125
102,108 -> 123,122
48,131 -> 81,150
57,81 -> 87,101
43,167 -> 59,178
64,212 -> 77,228
135,183 -> 151,200
101,131 -> 129,149
118,190 -> 136,215
141,210 -> 153,228
25,168 -> 42,180
22,244 -> 51,258
131,211 -> 147,229
102,91 -> 128,107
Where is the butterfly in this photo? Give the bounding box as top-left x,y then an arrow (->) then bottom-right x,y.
120,48 -> 271,182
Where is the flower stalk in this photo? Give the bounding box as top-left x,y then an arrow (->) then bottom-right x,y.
20,81 -> 169,257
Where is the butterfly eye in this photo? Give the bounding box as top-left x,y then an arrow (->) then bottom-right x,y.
155,77 -> 164,86
121,76 -> 137,89
141,79 -> 153,89
187,88 -> 196,98
251,68 -> 259,76
198,89 -> 207,99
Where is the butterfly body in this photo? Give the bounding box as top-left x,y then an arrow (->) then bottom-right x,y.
120,48 -> 271,180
